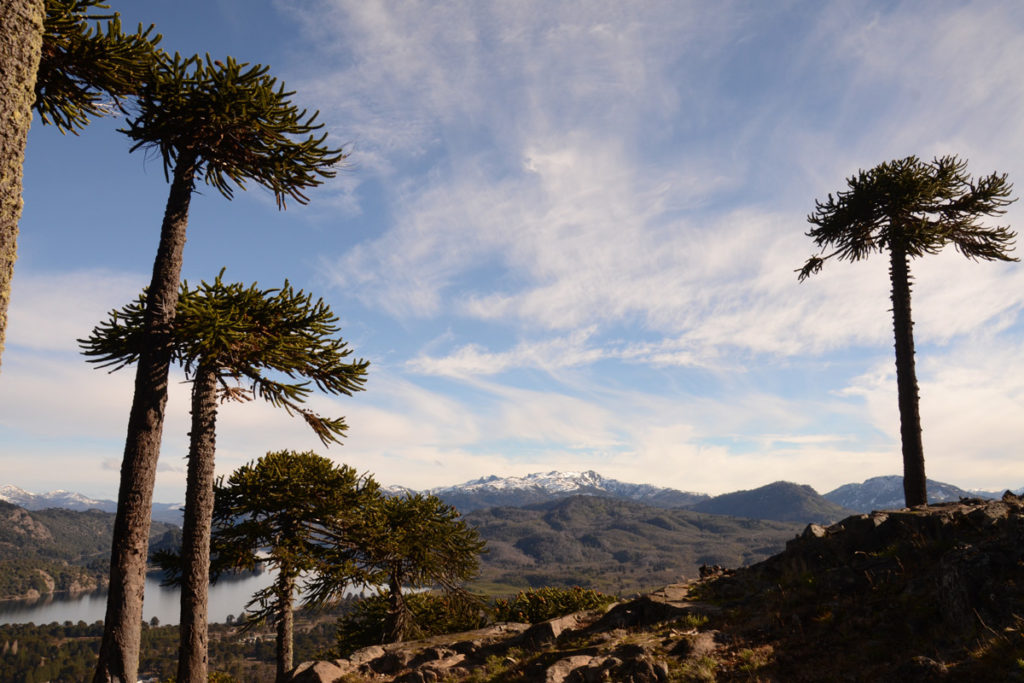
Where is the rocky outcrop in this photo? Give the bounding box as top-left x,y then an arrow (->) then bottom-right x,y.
291,494 -> 1024,681
290,584 -> 718,682
0,505 -> 53,543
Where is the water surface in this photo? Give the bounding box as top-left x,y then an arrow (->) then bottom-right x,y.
0,571 -> 275,626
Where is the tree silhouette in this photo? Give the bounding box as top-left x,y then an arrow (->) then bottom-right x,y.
81,273 -> 368,682
92,53 -> 344,683
798,155 -> 1017,507
0,0 -> 158,370
206,451 -> 379,683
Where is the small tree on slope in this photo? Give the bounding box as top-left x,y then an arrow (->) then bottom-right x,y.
208,451 -> 379,683
316,492 -> 486,644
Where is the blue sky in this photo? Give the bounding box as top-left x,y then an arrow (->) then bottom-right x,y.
3,0 -> 1024,502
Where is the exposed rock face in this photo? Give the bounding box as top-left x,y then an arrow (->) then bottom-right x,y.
704,493 -> 1024,680
291,494 -> 1024,681
1,504 -> 54,542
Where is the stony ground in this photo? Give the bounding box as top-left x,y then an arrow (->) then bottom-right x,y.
292,493 -> 1024,682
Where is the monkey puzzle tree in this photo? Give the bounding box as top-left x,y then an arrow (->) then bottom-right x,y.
93,54 -> 344,683
81,273 -> 368,683
0,0 -> 158,370
798,155 -> 1017,508
207,451 -> 379,683
323,493 -> 485,644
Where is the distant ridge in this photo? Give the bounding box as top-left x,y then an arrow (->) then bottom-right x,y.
0,485 -> 183,525
0,484 -> 113,512
823,475 -> 1006,513
6,472 -> 1018,526
410,470 -> 709,513
690,481 -> 854,524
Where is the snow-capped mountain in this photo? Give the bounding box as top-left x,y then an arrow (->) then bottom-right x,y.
0,485 -> 184,524
823,476 -> 1005,513
392,470 -> 709,512
7,471 -> 1020,523
0,484 -> 116,512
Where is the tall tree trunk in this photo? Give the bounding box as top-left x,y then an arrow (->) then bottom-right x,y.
94,150 -> 198,683
176,363 -> 219,683
0,0 -> 45,371
275,571 -> 296,683
888,240 -> 927,507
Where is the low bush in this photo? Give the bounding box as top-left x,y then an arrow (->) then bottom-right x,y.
492,586 -> 616,624
335,592 -> 488,656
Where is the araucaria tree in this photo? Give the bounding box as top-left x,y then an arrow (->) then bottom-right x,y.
209,451 -> 380,683
81,273 -> 368,683
347,493 -> 486,644
0,0 -> 158,370
94,55 -> 344,683
798,155 -> 1017,507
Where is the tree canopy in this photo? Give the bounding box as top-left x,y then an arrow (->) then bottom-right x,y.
121,53 -> 346,207
36,0 -> 161,133
204,450 -> 380,682
798,155 -> 1016,281
319,492 -> 486,644
81,272 -> 369,444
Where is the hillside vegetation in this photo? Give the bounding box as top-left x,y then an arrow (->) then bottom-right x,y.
467,495 -> 804,594
0,501 -> 180,600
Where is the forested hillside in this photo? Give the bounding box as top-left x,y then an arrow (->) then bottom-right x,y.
468,495 -> 804,594
0,501 -> 180,600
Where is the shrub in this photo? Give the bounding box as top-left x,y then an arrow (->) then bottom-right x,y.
492,586 -> 616,624
335,592 -> 487,656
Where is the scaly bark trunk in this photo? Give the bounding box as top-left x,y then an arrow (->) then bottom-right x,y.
94,150 -> 198,683
276,570 -> 296,683
0,0 -> 45,371
176,363 -> 219,683
387,571 -> 408,643
889,239 -> 927,508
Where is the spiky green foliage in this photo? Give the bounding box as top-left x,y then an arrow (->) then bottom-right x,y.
492,586 -> 616,624
36,0 -> 161,133
315,493 -> 486,643
798,155 -> 1017,281
80,271 -> 369,445
334,592 -> 489,657
368,493 -> 487,594
121,53 -> 345,207
205,451 -> 379,679
208,451 -> 379,615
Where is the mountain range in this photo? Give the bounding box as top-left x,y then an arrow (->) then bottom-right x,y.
409,469 -> 1012,521
3,471 -> 1017,528
0,485 -> 183,524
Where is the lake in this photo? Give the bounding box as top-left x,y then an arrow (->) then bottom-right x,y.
0,571 -> 275,626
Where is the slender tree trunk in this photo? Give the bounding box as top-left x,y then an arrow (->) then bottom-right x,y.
387,571 -> 408,643
275,571 -> 296,683
94,150 -> 198,683
176,363 -> 219,683
888,240 -> 927,507
0,0 -> 45,372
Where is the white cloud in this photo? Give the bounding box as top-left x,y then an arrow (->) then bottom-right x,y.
7,269 -> 146,353
840,332 -> 1024,491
